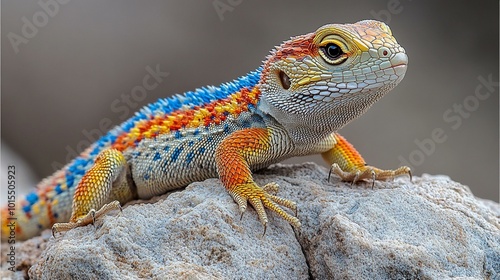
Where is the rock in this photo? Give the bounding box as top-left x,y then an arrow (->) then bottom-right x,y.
279,168 -> 500,279
1,163 -> 498,279
27,169 -> 309,280
0,231 -> 51,280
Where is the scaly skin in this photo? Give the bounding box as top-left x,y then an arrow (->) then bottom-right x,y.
1,20 -> 410,241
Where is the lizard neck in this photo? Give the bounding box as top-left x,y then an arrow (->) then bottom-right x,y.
257,86 -> 387,145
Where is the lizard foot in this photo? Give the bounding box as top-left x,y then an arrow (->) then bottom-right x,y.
52,200 -> 122,237
328,163 -> 411,187
230,182 -> 300,235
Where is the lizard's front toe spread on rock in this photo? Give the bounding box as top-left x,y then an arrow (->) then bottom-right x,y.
230,182 -> 300,234
329,163 -> 411,185
1,20 -> 409,241
324,134 -> 411,186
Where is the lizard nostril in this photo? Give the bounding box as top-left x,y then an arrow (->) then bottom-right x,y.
279,71 -> 291,90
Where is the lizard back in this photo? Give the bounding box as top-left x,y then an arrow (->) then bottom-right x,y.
2,69 -> 265,239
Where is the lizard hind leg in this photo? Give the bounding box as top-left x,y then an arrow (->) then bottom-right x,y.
52,149 -> 130,237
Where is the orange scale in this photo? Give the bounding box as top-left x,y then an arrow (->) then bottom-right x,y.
180,118 -> 191,127
184,110 -> 195,118
113,144 -> 124,151
170,123 -> 182,131
204,117 -> 212,127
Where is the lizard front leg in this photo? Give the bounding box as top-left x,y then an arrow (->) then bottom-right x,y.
215,128 -> 300,233
52,149 -> 134,236
322,133 -> 411,185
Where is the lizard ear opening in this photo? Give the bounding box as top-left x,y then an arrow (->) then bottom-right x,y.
279,70 -> 291,90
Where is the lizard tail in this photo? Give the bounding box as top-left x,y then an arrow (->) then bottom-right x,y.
1,169 -> 75,242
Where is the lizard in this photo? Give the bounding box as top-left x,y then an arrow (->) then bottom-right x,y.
1,20 -> 410,241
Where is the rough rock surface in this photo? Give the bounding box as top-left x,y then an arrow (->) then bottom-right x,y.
1,163 -> 499,279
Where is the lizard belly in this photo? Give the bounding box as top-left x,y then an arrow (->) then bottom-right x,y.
128,135 -> 222,199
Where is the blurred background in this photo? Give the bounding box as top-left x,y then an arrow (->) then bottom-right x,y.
2,1 -> 498,202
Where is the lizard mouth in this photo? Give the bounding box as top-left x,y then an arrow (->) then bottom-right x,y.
390,53 -> 408,68
389,53 -> 408,77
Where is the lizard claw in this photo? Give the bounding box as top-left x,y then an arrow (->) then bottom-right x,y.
229,182 -> 300,235
230,192 -> 248,220
329,163 -> 411,187
90,209 -> 96,229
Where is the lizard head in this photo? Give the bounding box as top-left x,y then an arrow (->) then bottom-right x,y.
258,20 -> 408,142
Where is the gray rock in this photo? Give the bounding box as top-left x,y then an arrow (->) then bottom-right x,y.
268,165 -> 500,279
27,168 -> 308,280
2,163 -> 498,279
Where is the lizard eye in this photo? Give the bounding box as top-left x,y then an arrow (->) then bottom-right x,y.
323,43 -> 343,59
319,43 -> 348,65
